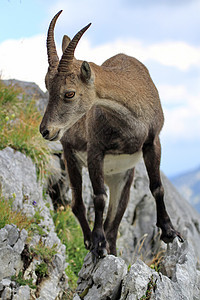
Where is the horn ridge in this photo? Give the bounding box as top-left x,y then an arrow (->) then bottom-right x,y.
58,23 -> 91,73
47,10 -> 63,70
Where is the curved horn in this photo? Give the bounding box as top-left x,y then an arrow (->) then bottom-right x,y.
47,10 -> 62,70
58,23 -> 91,73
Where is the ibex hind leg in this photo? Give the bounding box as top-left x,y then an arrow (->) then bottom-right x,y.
104,168 -> 135,256
143,136 -> 184,243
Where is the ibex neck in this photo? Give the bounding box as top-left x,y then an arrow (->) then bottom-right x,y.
90,62 -> 139,116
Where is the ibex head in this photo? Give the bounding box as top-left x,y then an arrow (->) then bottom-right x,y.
40,10 -> 93,141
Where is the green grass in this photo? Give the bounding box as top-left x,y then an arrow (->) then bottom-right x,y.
52,206 -> 88,292
11,271 -> 37,290
0,80 -> 51,181
0,190 -> 33,231
35,262 -> 49,278
30,241 -> 57,263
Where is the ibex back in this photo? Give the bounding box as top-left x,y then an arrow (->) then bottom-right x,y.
40,10 -> 183,260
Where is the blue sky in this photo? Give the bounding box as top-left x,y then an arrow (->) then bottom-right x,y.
0,0 -> 200,177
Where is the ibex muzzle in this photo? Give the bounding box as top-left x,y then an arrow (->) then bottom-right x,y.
40,11 -> 183,262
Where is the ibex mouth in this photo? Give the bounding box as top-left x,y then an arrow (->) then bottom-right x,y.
49,130 -> 60,141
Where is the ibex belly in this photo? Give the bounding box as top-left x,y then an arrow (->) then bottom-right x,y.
75,151 -> 142,175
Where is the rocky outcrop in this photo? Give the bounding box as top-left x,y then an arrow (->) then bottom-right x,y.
117,162 -> 200,266
0,225 -> 26,281
75,253 -> 127,300
0,147 -> 68,299
0,224 -> 68,299
74,239 -> 200,300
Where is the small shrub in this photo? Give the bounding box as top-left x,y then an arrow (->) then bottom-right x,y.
34,209 -> 44,224
30,241 -> 57,263
11,271 -> 36,290
35,262 -> 48,278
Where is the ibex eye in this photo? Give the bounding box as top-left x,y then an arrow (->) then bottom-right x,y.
64,91 -> 75,99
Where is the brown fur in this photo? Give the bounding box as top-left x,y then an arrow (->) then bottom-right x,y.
40,12 -> 183,260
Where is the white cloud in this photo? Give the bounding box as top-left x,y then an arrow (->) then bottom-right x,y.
76,38 -> 200,71
1,34 -> 200,90
162,92 -> 200,141
0,35 -> 48,91
148,42 -> 200,70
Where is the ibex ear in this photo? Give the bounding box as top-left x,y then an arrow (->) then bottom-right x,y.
80,61 -> 91,82
62,35 -> 71,53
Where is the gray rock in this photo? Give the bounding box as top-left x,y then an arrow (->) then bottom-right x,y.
78,253 -> 94,281
52,253 -> 67,275
120,239 -> 200,300
1,286 -> 12,300
0,246 -> 22,280
13,285 -> 30,300
0,147 -> 57,236
0,225 -> 27,255
4,224 -> 19,246
73,294 -> 81,300
76,253 -> 127,300
38,271 -> 68,300
117,161 -> 200,265
120,259 -> 155,300
0,147 -> 43,210
0,228 -> 8,248
13,229 -> 28,254
1,278 -> 11,287
74,239 -> 200,300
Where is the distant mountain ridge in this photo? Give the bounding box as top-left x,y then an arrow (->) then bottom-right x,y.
171,166 -> 200,213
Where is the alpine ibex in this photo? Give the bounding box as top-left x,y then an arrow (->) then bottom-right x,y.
40,10 -> 183,260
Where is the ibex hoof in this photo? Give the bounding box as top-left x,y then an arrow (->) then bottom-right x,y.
160,225 -> 184,243
90,238 -> 108,264
91,247 -> 107,264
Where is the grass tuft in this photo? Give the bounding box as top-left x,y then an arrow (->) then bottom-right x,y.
30,241 -> 57,264
0,190 -> 33,231
0,80 -> 51,181
148,250 -> 165,273
11,271 -> 37,290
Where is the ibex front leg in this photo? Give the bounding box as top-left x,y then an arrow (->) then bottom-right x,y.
63,144 -> 92,249
143,136 -> 183,243
87,147 -> 108,261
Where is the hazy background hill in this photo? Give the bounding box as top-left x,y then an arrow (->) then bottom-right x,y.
171,166 -> 200,213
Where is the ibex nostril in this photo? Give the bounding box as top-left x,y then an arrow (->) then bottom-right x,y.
42,129 -> 49,139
